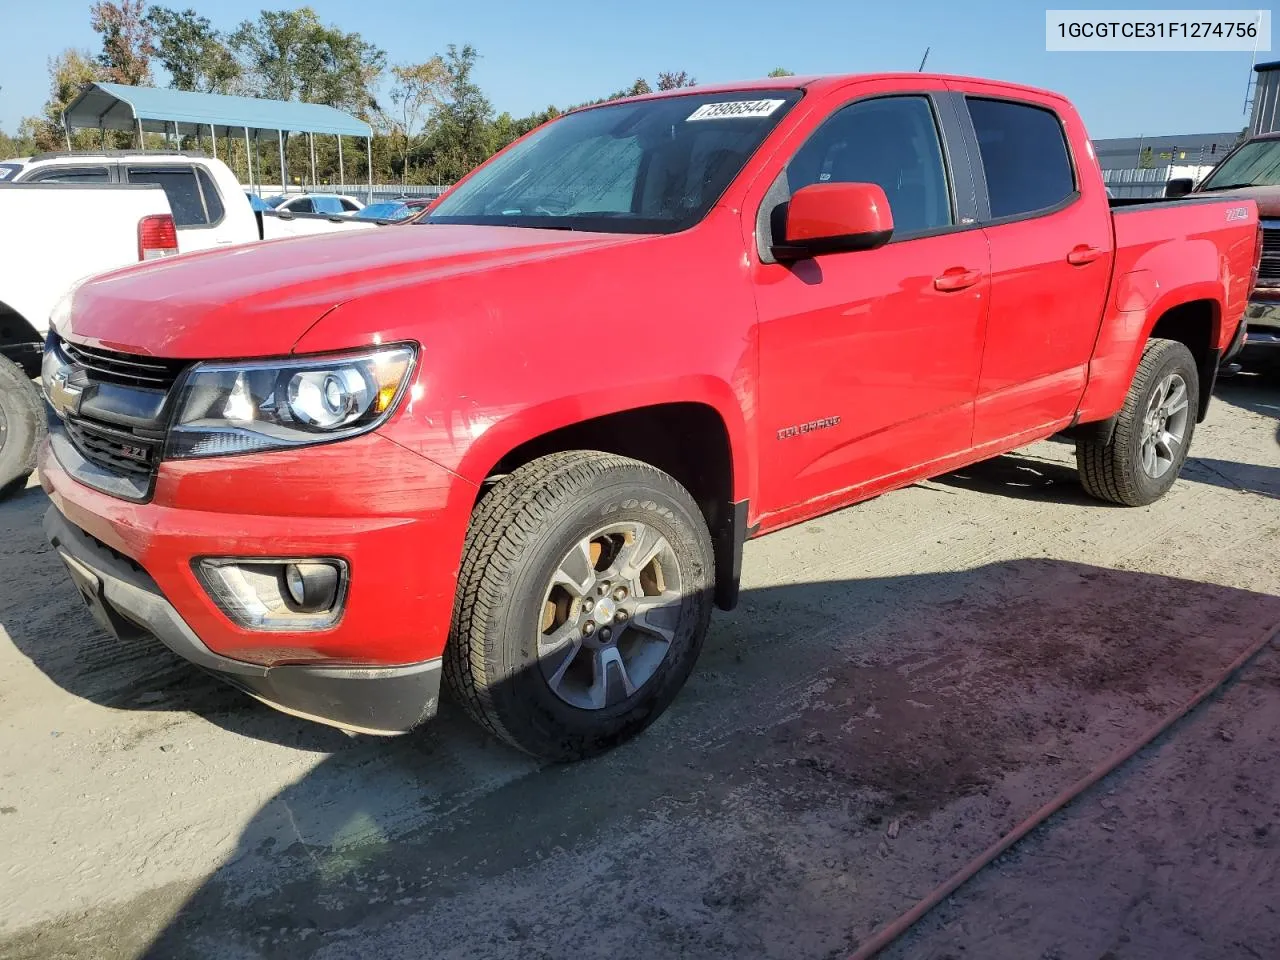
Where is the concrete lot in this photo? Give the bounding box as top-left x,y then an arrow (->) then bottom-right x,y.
1,377 -> 1278,960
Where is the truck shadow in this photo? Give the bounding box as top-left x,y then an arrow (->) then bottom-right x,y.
0,486 -> 351,752
937,378 -> 1280,504
3,542 -> 1280,959
935,452 -> 1100,505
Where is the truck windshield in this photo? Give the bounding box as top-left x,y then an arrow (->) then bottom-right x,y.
426,90 -> 802,234
1200,139 -> 1280,190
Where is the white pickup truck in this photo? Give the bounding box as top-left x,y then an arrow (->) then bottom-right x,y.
0,150 -> 377,497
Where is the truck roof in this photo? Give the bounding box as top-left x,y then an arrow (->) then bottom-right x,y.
26,149 -> 211,162
581,72 -> 1070,111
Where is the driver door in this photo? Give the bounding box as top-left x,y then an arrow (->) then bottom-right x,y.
752,89 -> 991,522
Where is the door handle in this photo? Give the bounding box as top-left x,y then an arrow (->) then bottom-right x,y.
933,267 -> 984,292
1067,244 -> 1106,265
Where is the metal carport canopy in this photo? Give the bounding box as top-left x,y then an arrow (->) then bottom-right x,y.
62,82 -> 372,140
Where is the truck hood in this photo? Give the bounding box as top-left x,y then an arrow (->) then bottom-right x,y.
1197,184 -> 1280,217
62,225 -> 642,358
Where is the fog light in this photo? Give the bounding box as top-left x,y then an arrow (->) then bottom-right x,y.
284,562 -> 341,613
194,557 -> 348,631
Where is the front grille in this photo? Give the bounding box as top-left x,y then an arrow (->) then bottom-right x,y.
63,418 -> 163,478
48,336 -> 186,500
1259,226 -> 1280,283
59,339 -> 185,389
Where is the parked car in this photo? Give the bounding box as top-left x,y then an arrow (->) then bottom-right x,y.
245,191 -> 272,212
38,74 -> 1256,759
399,197 -> 438,223
354,200 -> 417,220
0,151 -> 377,495
265,193 -> 364,215
1165,134 -> 1280,370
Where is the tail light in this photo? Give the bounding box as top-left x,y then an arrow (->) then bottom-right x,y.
1251,220 -> 1264,291
137,214 -> 179,261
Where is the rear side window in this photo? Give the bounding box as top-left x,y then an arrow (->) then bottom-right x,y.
966,98 -> 1075,220
26,166 -> 110,183
196,167 -> 224,222
126,166 -> 207,226
339,198 -> 360,211
312,196 -> 342,215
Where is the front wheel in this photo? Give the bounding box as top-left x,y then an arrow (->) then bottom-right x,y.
444,451 -> 715,760
0,354 -> 46,501
1077,338 -> 1199,506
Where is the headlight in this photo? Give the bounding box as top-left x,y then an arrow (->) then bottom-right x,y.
166,345 -> 416,459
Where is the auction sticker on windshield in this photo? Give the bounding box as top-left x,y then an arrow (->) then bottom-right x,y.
687,99 -> 786,121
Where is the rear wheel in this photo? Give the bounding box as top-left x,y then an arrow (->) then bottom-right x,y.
0,354 -> 45,501
1076,338 -> 1199,506
444,451 -> 714,760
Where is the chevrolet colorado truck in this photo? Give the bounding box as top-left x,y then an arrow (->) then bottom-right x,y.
1166,131 -> 1280,370
0,152 -> 376,498
38,74 -> 1258,760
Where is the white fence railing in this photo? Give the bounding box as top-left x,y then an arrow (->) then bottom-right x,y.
245,183 -> 449,202
1102,164 -> 1215,199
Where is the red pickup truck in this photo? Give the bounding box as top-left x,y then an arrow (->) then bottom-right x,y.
39,73 -> 1258,760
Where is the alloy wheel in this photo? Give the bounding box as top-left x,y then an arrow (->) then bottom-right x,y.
538,521 -> 684,710
1139,372 -> 1190,479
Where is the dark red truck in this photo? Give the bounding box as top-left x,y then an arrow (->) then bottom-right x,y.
39,73 -> 1258,759
1166,130 -> 1280,368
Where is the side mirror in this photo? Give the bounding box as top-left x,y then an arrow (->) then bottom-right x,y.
773,182 -> 894,261
1164,177 -> 1194,199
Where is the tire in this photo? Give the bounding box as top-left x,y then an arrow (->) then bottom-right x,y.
444,450 -> 715,761
1076,338 -> 1199,507
0,354 -> 45,501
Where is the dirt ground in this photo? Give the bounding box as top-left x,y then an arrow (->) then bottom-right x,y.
0,376 -> 1277,960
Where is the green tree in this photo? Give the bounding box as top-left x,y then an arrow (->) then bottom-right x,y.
425,44 -> 494,182
382,58 -> 448,182
230,8 -> 385,113
767,67 -> 794,77
613,77 -> 652,99
656,70 -> 696,90
27,49 -> 104,151
90,0 -> 153,85
145,7 -> 240,92
0,126 -> 38,161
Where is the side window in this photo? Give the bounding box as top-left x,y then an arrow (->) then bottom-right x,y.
289,197 -> 315,214
786,96 -> 952,235
965,98 -> 1075,219
339,198 -> 360,211
26,166 -> 110,183
126,166 -> 207,226
195,167 -> 225,223
313,197 -> 342,215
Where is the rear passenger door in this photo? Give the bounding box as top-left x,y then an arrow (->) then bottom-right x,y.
951,86 -> 1115,445
123,163 -> 231,251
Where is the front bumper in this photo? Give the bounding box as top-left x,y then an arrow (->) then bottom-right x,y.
1242,299 -> 1280,360
44,505 -> 443,734
38,422 -> 476,733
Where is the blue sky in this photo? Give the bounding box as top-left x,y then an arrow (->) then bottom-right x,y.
0,0 -> 1268,139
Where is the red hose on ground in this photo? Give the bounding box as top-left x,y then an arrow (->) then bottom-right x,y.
847,617 -> 1280,960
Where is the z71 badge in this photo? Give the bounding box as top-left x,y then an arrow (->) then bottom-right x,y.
1225,207 -> 1250,222
777,416 -> 841,440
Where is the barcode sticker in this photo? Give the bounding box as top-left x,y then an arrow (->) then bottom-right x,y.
687,99 -> 786,121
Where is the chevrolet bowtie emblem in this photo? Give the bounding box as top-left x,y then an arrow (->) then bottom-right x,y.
45,366 -> 84,419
